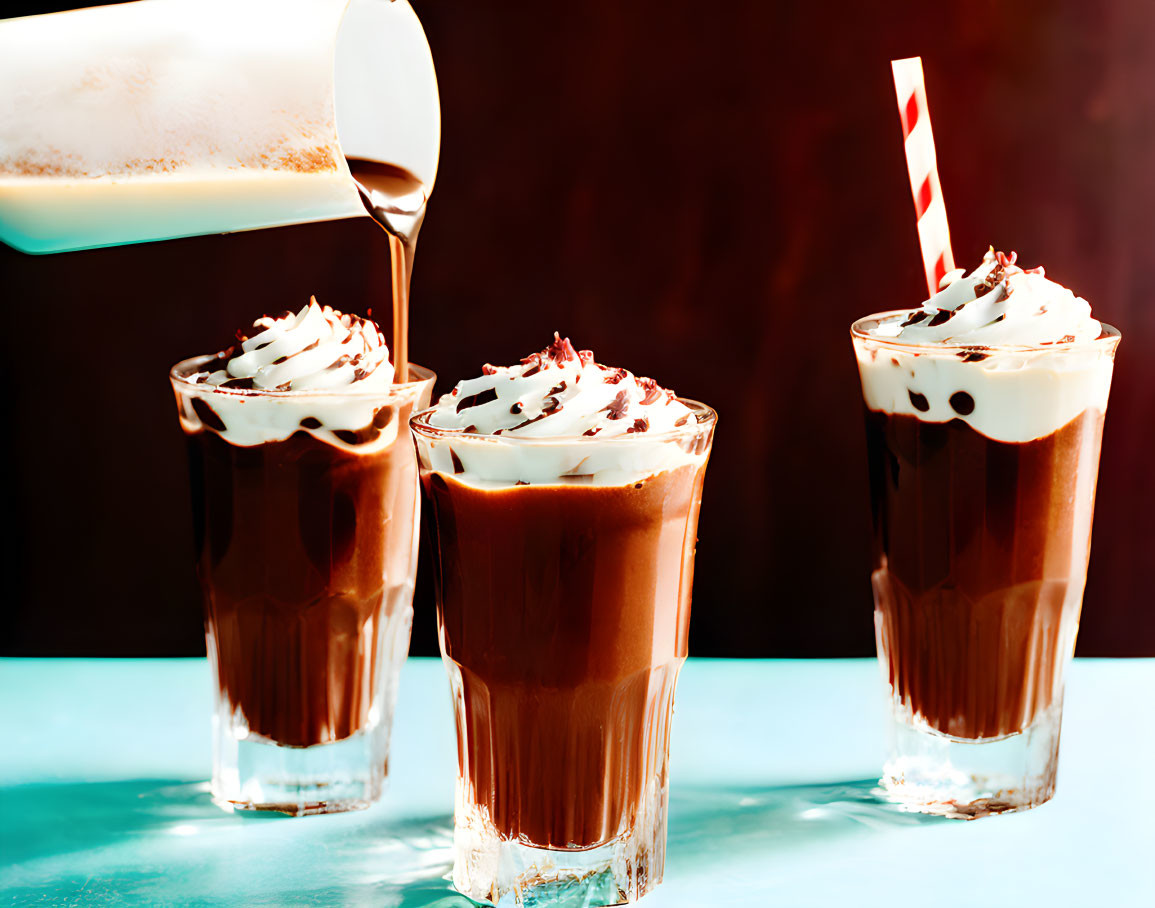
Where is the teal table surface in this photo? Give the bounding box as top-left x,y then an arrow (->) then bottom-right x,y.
1,658 -> 1153,907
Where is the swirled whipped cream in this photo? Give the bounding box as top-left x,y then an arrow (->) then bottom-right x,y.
427,334 -> 695,437
173,299 -> 421,451
195,298 -> 393,391
418,335 -> 710,486
853,249 -> 1118,443
869,248 -> 1101,346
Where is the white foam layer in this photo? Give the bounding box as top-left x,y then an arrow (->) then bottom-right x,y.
416,429 -> 711,488
852,326 -> 1118,443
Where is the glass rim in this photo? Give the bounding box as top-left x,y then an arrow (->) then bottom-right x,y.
410,397 -> 717,446
849,311 -> 1121,355
169,353 -> 435,399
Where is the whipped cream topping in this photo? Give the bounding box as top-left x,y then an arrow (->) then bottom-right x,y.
869,248 -> 1101,347
195,297 -> 394,391
415,335 -> 712,486
172,300 -> 429,451
853,250 -> 1118,443
427,334 -> 694,438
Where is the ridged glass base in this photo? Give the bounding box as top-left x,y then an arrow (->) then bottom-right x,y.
451,780 -> 668,907
880,700 -> 1064,819
211,719 -> 390,816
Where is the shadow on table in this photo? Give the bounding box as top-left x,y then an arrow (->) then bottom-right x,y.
0,779 -> 247,866
0,777 -> 938,906
667,778 -> 941,870
0,778 -> 472,907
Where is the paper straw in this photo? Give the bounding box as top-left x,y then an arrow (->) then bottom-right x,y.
892,57 -> 955,297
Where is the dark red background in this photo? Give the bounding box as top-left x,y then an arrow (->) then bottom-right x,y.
2,0 -> 1152,657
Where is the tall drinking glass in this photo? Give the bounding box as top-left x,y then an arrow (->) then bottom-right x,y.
171,358 -> 434,814
412,402 -> 716,904
851,316 -> 1119,817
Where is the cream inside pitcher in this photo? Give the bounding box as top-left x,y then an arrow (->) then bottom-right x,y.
0,0 -> 440,253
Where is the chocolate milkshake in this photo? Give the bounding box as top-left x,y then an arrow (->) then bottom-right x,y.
171,299 -> 433,814
411,336 -> 715,905
852,249 -> 1120,817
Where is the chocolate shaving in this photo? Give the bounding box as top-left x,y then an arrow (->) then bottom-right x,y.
510,402 -> 523,415
509,413 -> 548,431
299,417 -> 322,429
191,398 -> 226,432
456,387 -> 498,413
605,389 -> 630,420
638,378 -> 664,406
901,311 -> 930,327
583,427 -> 601,436
674,415 -> 690,427
627,417 -> 650,433
543,332 -> 580,365
372,408 -> 393,429
449,449 -> 465,474
927,309 -> 954,327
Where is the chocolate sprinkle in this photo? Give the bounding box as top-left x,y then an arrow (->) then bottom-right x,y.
907,390 -> 930,412
949,391 -> 975,415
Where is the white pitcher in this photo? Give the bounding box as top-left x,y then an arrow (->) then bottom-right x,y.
0,0 -> 439,253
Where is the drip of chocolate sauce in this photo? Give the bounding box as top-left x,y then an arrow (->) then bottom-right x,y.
347,158 -> 428,382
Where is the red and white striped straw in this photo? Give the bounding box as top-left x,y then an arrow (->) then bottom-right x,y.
891,57 -> 955,298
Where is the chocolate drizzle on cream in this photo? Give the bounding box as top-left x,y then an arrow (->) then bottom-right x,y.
195,298 -> 393,392
172,300 -> 419,451
427,333 -> 694,438
870,247 -> 1100,347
